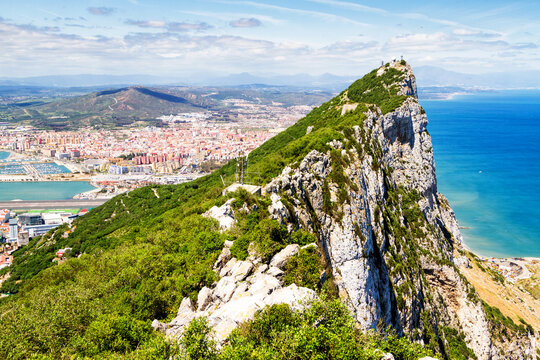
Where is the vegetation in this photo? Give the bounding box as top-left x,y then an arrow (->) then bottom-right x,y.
1,86 -> 332,130
482,301 -> 533,339
182,299 -> 434,360
347,67 -> 408,114
283,245 -> 325,290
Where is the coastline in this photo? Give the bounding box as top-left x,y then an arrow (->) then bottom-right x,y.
459,238 -> 540,282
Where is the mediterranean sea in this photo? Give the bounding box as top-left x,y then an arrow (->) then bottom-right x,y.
0,181 -> 95,201
421,90 -> 540,258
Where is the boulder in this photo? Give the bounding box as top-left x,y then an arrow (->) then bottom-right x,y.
214,276 -> 237,302
197,287 -> 214,311
265,284 -> 317,310
230,260 -> 254,281
203,198 -> 235,230
268,193 -> 290,224
151,319 -> 168,332
214,247 -> 231,271
249,273 -> 282,295
267,266 -> 284,280
220,258 -> 238,277
177,297 -> 195,316
270,244 -> 300,269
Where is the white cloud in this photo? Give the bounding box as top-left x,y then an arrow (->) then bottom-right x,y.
453,28 -> 501,38
125,19 -> 212,32
87,7 -> 115,16
229,18 -> 261,28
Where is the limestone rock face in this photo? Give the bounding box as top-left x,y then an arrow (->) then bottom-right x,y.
262,61 -> 533,359
158,61 -> 533,359
268,193 -> 290,224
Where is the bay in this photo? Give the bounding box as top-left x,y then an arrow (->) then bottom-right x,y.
421,90 -> 540,258
0,181 -> 95,201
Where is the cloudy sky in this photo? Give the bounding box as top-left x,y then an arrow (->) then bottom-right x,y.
1,0 -> 539,78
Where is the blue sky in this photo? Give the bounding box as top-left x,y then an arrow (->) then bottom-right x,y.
1,0 -> 539,77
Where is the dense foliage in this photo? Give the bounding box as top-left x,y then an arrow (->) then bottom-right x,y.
347,65 -> 408,115
181,299 -> 434,360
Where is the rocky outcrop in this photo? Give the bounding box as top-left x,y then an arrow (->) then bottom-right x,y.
153,240 -> 317,344
203,198 -> 236,230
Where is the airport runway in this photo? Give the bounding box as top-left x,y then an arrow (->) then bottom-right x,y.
0,199 -> 108,210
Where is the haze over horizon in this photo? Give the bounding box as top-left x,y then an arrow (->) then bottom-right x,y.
1,0 -> 539,81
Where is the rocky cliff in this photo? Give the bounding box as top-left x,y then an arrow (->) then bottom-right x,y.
157,61 -> 535,359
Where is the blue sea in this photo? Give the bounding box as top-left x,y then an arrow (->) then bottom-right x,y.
421,91 -> 540,258
0,181 -> 94,201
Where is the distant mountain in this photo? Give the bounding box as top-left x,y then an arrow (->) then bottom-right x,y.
3,66 -> 540,91
0,72 -> 356,90
200,72 -> 355,90
0,74 -> 175,88
2,86 -> 206,130
414,65 -> 540,89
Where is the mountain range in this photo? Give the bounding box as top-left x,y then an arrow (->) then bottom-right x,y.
3,66 -> 540,90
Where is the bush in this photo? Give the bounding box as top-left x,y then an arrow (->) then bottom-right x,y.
181,318 -> 218,360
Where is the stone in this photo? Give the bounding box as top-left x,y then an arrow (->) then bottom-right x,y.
380,353 -> 395,360
254,263 -> 269,274
214,247 -> 231,271
219,258 -> 238,278
177,297 -> 195,316
197,287 -> 214,311
301,242 -> 318,250
230,260 -> 254,281
249,273 -> 282,295
203,198 -> 235,230
231,282 -> 249,299
266,266 -> 284,280
265,284 -> 317,310
454,255 -> 471,269
268,193 -> 290,224
151,319 -> 168,332
214,276 -> 237,302
270,244 -> 300,269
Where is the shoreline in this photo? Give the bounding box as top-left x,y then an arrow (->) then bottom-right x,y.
461,241 -> 539,282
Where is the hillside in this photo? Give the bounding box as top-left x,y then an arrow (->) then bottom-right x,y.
2,86 -> 206,129
0,61 -> 535,360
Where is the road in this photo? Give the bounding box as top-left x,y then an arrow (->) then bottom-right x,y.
0,199 -> 108,210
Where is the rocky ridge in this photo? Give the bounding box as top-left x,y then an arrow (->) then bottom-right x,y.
158,61 -> 535,359
153,219 -> 318,343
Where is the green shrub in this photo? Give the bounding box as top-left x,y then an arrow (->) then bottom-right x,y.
283,246 -> 325,290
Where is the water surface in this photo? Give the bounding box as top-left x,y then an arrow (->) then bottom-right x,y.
0,181 -> 94,201
421,90 -> 540,257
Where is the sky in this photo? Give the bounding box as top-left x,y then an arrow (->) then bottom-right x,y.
1,0 -> 539,78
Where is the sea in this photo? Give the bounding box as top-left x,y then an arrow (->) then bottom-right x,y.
0,181 -> 94,201
421,90 -> 540,258
0,151 -> 94,201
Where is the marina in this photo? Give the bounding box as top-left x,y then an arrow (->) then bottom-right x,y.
0,152 -> 71,181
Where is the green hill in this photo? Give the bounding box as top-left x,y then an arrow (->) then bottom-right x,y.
3,86 -> 206,130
